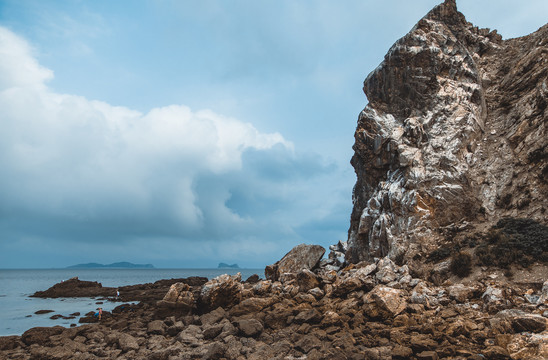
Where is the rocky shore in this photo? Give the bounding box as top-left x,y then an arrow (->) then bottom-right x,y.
1,244 -> 547,359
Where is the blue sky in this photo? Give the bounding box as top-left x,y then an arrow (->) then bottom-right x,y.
0,0 -> 546,268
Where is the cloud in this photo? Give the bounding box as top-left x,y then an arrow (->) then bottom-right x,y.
0,26 -> 348,267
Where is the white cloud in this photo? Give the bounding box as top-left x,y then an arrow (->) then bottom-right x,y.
0,26 -> 291,237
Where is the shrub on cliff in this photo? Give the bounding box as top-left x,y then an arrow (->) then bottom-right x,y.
450,252 -> 472,277
476,218 -> 548,268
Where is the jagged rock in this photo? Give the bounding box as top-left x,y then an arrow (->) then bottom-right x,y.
199,273 -> 243,312
265,244 -> 325,281
229,297 -> 276,317
448,283 -> 478,303
495,309 -> 547,333
376,257 -> 398,283
330,263 -> 377,297
363,285 -> 407,318
345,0 -> 548,265
296,268 -> 321,292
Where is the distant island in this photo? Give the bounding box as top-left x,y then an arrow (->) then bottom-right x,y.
66,262 -> 154,269
217,263 -> 240,269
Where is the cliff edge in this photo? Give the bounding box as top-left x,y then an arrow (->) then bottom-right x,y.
346,0 -> 547,265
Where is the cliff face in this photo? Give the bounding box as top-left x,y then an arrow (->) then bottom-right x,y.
346,0 -> 547,264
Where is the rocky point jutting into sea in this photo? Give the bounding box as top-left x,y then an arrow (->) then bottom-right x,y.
1,1 -> 547,359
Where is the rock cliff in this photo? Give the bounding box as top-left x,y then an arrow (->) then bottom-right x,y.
346,0 -> 547,264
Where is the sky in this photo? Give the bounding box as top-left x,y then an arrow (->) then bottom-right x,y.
0,0 -> 546,269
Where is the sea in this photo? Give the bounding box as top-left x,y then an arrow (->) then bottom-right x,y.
0,268 -> 262,336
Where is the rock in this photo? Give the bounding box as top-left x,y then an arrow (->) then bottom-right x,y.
344,0 -> 548,267
202,324 -> 224,340
117,333 -> 140,352
363,285 -> 407,318
167,321 -> 185,336
495,309 -> 547,333
448,283 -> 478,303
203,341 -> 226,360
294,334 -> 322,353
482,346 -> 511,360
31,277 -> 115,298
34,309 -> 54,315
417,351 -> 439,360
294,309 -> 322,324
296,268 -> 321,292
21,326 -> 64,346
147,320 -> 167,335
199,273 -> 243,312
392,345 -> 413,359
376,257 -> 398,283
244,274 -> 260,284
265,244 -> 325,281
235,318 -> 263,337
331,263 -> 376,296
201,307 -> 228,325
410,334 -> 438,353
158,282 -> 195,312
0,336 -> 21,351
229,297 -> 276,317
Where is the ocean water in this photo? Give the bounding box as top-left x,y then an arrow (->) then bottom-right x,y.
0,268 -> 262,336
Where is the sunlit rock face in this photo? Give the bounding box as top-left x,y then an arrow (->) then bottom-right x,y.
346,0 -> 547,263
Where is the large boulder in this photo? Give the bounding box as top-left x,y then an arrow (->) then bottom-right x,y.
363,285 -> 407,318
199,273 -> 243,312
265,244 -> 325,281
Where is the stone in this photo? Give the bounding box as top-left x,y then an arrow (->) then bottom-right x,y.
448,283 -> 477,303
147,320 -> 167,335
201,307 -> 228,325
21,326 -> 64,346
202,324 -> 224,340
158,282 -> 195,311
203,341 -> 226,360
364,285 -> 407,318
294,309 -> 323,324
199,273 -> 243,312
417,351 -> 439,360
296,268 -> 321,292
235,318 -> 263,337
495,309 -> 547,333
265,244 -> 325,281
392,345 -> 413,359
117,333 -> 139,352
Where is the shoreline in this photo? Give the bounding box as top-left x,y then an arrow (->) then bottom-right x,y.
1,255 -> 546,359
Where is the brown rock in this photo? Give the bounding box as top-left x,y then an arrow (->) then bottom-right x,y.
147,320 -> 167,335
265,244 -> 325,281
417,351 -> 439,360
235,318 -> 263,337
117,333 -> 140,352
199,273 -> 243,312
21,326 -> 64,346
363,285 -> 407,318
296,268 -> 321,292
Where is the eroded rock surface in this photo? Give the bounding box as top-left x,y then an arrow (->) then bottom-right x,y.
346,0 -> 548,264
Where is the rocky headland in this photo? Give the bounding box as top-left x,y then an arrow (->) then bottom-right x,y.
1,0 -> 547,359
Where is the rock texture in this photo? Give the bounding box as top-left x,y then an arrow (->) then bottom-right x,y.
2,258 -> 547,360
346,0 -> 547,264
265,244 -> 325,281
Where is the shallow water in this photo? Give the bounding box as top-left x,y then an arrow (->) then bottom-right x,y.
0,268 -> 262,336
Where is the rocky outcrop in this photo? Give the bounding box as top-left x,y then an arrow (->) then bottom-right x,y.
32,276 -> 208,303
346,0 -> 547,264
3,256 -> 548,360
265,243 -> 325,281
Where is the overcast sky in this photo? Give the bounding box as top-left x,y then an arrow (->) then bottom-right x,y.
0,0 -> 546,269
